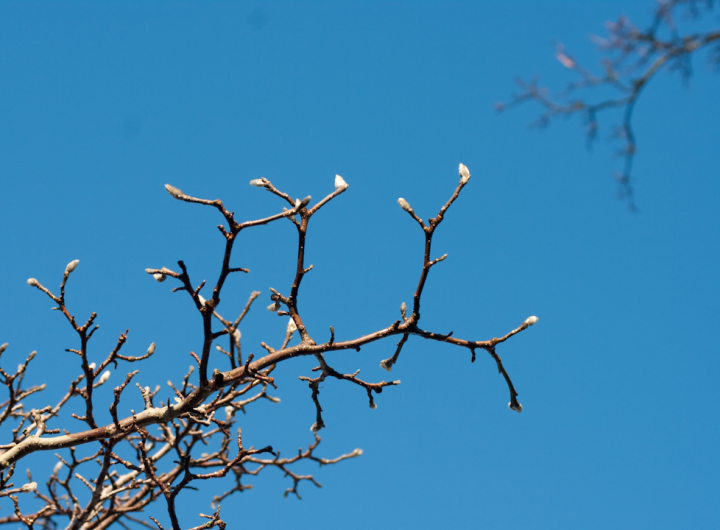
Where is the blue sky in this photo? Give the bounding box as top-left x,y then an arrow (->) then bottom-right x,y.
1,1 -> 718,528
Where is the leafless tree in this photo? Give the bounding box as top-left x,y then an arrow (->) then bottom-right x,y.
498,0 -> 720,208
0,167 -> 537,529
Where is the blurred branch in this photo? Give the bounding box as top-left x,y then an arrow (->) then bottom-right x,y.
498,0 -> 720,209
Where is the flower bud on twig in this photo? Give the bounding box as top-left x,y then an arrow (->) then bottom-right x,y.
335,175 -> 348,189
65,259 -> 79,274
249,178 -> 268,187
287,318 -> 297,334
267,301 -> 281,312
20,482 -> 37,493
350,448 -> 363,457
27,278 -> 39,287
165,184 -> 184,199
370,402 -> 377,410
379,359 -> 392,372
397,198 -> 412,212
147,343 -> 156,356
524,316 -> 538,326
98,370 -> 111,385
508,401 -> 523,413
53,461 -> 63,475
0,343 -> 7,355
153,273 -> 167,283
225,405 -> 234,421
198,295 -> 206,307
310,422 -> 320,432
232,329 -> 241,345
266,395 -> 281,403
88,363 -> 96,371
459,163 -> 471,184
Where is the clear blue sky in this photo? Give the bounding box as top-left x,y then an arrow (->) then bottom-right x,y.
1,1 -> 718,528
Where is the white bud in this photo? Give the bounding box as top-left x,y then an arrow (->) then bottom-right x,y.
27,278 -> 39,287
524,316 -> 538,326
98,370 -> 111,385
350,448 -> 363,457
397,198 -> 412,212
267,301 -> 280,312
370,402 -> 377,410
0,343 -> 7,354
20,482 -> 37,493
53,461 -> 63,474
310,422 -> 320,432
334,175 -> 348,189
249,178 -> 267,187
27,351 -> 36,362
379,359 -> 392,372
65,259 -> 80,274
174,396 -> 182,404
400,302 -> 407,314
508,401 -> 523,413
459,163 -> 471,184
224,405 -> 234,421
165,184 -> 184,198
216,345 -> 223,351
232,329 -> 241,345
17,364 -> 24,374
296,196 -> 311,209
266,395 -> 281,403
198,295 -> 206,306
393,380 -> 401,385
88,362 -> 96,371
153,273 -> 167,283
287,318 -> 297,334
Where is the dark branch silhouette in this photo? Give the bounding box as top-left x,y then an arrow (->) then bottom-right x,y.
1,165 -> 537,528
